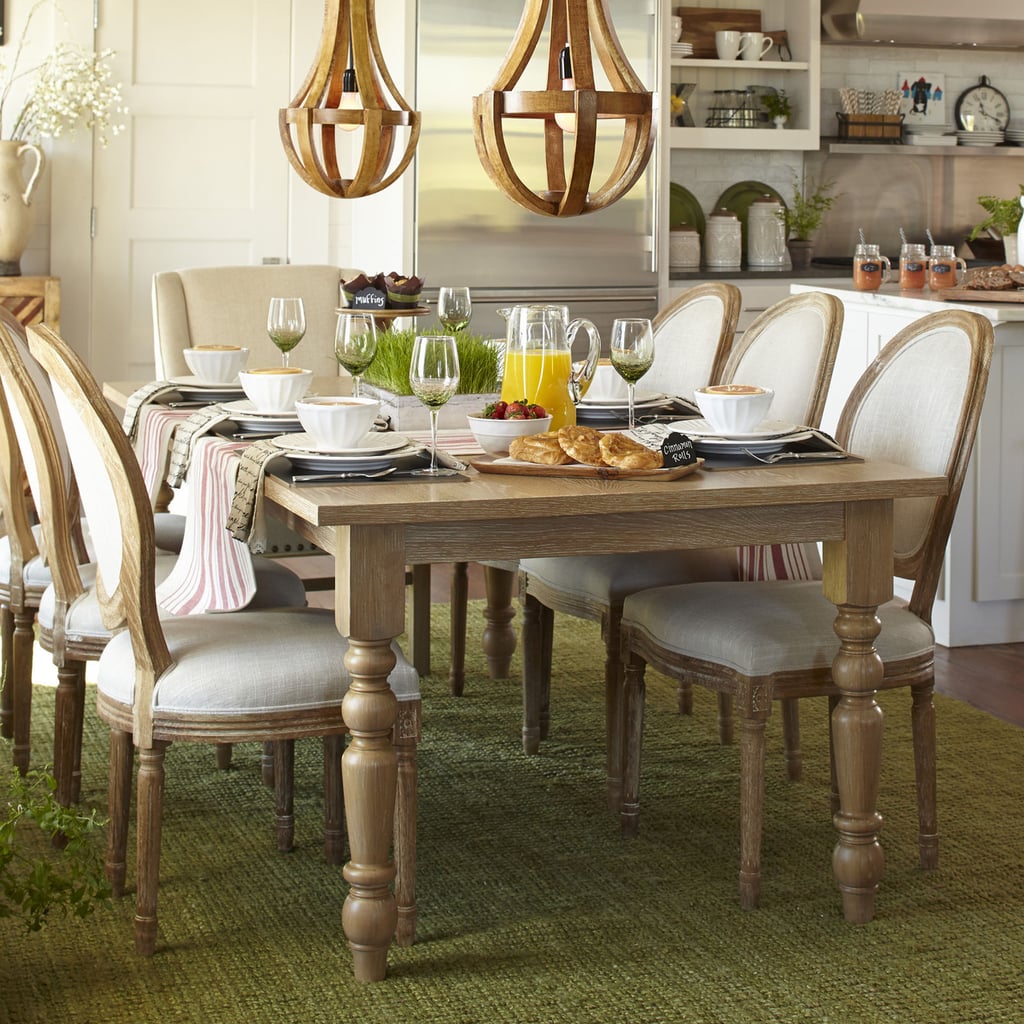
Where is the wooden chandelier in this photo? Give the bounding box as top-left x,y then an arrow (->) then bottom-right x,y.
280,0 -> 420,199
472,0 -> 655,218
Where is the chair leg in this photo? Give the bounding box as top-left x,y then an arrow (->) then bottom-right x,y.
603,614 -> 625,813
780,697 -> 802,782
135,741 -> 168,956
273,740 -> 296,853
408,564 -> 431,677
716,692 -> 734,746
53,660 -> 86,806
911,681 -> 939,870
323,733 -> 346,866
521,593 -> 545,755
393,707 -> 419,947
215,743 -> 233,770
261,741 -> 274,787
11,605 -> 35,775
482,565 -> 517,680
1,604 -> 13,739
677,679 -> 693,716
737,702 -> 770,911
106,729 -> 134,899
620,650 -> 647,838
448,561 -> 469,696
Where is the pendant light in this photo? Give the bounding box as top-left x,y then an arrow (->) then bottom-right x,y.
280,0 -> 420,199
473,0 -> 656,218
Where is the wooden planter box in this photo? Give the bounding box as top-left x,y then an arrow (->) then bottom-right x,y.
361,384 -> 498,432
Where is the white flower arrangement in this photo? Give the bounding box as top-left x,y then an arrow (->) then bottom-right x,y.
0,2 -> 127,146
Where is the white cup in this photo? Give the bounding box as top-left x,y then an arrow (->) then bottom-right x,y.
584,360 -> 630,403
695,384 -> 775,434
183,345 -> 248,385
715,30 -> 746,61
670,16 -> 683,43
739,32 -> 773,61
239,367 -> 312,413
295,395 -> 380,452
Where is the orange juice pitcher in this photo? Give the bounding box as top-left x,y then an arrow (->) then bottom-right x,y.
501,305 -> 600,430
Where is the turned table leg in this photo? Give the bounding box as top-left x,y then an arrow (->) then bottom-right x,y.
482,565 -> 517,679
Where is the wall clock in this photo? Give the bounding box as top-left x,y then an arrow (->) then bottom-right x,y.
954,75 -> 1010,132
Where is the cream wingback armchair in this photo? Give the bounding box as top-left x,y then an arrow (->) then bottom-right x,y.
152,264 -> 361,378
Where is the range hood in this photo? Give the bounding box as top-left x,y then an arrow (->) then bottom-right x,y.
822,0 -> 1024,51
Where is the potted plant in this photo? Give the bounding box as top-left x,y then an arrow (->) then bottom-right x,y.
761,89 -> 791,128
968,186 -> 1024,264
778,174 -> 841,270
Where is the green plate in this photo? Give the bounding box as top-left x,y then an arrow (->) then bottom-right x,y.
714,180 -> 788,254
669,182 -> 705,238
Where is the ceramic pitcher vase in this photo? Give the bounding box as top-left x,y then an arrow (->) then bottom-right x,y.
0,140 -> 45,276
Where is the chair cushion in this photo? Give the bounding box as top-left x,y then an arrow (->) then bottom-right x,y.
97,606 -> 418,715
0,525 -> 44,587
522,548 -> 740,607
621,580 -> 934,677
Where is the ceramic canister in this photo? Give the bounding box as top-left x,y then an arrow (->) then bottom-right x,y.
746,195 -> 786,268
705,208 -> 742,268
669,224 -> 701,269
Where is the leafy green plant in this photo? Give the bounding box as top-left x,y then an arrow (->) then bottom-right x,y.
761,89 -> 791,120
968,186 -> 1024,241
361,328 -> 500,396
1,766 -> 110,932
779,174 -> 841,241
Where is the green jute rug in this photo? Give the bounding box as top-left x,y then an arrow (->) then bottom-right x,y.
3,602 -> 1024,1024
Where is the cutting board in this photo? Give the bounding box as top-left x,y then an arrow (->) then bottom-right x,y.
470,457 -> 703,481
933,289 -> 1024,303
675,7 -> 762,58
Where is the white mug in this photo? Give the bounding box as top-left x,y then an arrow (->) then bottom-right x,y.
670,15 -> 683,43
739,32 -> 773,61
715,30 -> 747,61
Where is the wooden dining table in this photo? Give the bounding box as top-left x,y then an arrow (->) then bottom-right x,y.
261,456 -> 948,982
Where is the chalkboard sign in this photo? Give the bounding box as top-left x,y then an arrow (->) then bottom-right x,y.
660,431 -> 697,467
351,286 -> 387,310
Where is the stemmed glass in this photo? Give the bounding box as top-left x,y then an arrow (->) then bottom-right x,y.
409,334 -> 460,477
437,287 -> 472,333
334,313 -> 378,398
610,317 -> 655,430
267,297 -> 306,367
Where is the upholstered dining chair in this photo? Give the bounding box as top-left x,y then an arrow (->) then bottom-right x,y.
152,264 -> 361,379
618,308 -> 993,910
519,290 -> 844,808
27,321 -> 423,954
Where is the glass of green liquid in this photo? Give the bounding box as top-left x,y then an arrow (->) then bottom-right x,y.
267,297 -> 306,367
610,317 -> 654,430
335,313 -> 378,398
409,334 -> 460,476
437,286 -> 472,333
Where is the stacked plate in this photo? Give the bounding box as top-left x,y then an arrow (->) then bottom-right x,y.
671,42 -> 693,59
220,399 -> 303,434
956,129 -> 1005,147
271,431 -> 418,473
576,391 -> 671,425
168,375 -> 244,403
1005,126 -> 1024,146
663,418 -> 812,456
904,124 -> 957,147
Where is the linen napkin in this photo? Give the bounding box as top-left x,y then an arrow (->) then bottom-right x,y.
226,439 -> 284,553
121,381 -> 181,443
166,406 -> 234,487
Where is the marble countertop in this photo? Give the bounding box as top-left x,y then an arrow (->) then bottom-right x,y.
790,283 -> 1024,324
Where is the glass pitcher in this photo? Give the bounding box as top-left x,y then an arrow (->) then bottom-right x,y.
501,305 -> 600,430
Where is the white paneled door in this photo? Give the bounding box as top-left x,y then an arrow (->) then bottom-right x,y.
88,0 -> 292,381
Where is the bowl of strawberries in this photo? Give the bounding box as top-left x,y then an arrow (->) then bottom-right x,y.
467,399 -> 552,454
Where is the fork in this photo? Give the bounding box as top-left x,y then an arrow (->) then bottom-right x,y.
742,449 -> 848,464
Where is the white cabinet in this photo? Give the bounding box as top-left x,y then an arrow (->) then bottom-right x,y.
665,0 -> 821,151
792,283 -> 1024,647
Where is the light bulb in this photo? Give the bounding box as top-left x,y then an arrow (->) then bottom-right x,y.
554,44 -> 576,134
340,66 -> 360,132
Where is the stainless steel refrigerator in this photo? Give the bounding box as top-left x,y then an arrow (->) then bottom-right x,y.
415,0 -> 660,349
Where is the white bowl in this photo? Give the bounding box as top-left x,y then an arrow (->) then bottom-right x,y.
239,367 -> 313,413
695,385 -> 774,434
467,414 -> 553,455
183,345 -> 248,385
584,361 -> 629,402
295,396 -> 381,452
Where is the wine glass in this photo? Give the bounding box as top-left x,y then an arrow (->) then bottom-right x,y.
409,334 -> 460,477
610,317 -> 655,430
267,297 -> 306,367
437,287 -> 472,333
335,313 -> 378,398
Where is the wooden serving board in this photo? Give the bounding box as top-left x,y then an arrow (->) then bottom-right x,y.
675,7 -> 762,58
933,289 -> 1024,303
470,457 -> 703,481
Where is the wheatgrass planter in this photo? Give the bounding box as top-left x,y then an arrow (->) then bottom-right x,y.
361,384 -> 499,432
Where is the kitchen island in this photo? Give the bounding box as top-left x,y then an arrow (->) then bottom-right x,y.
792,282 -> 1024,647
